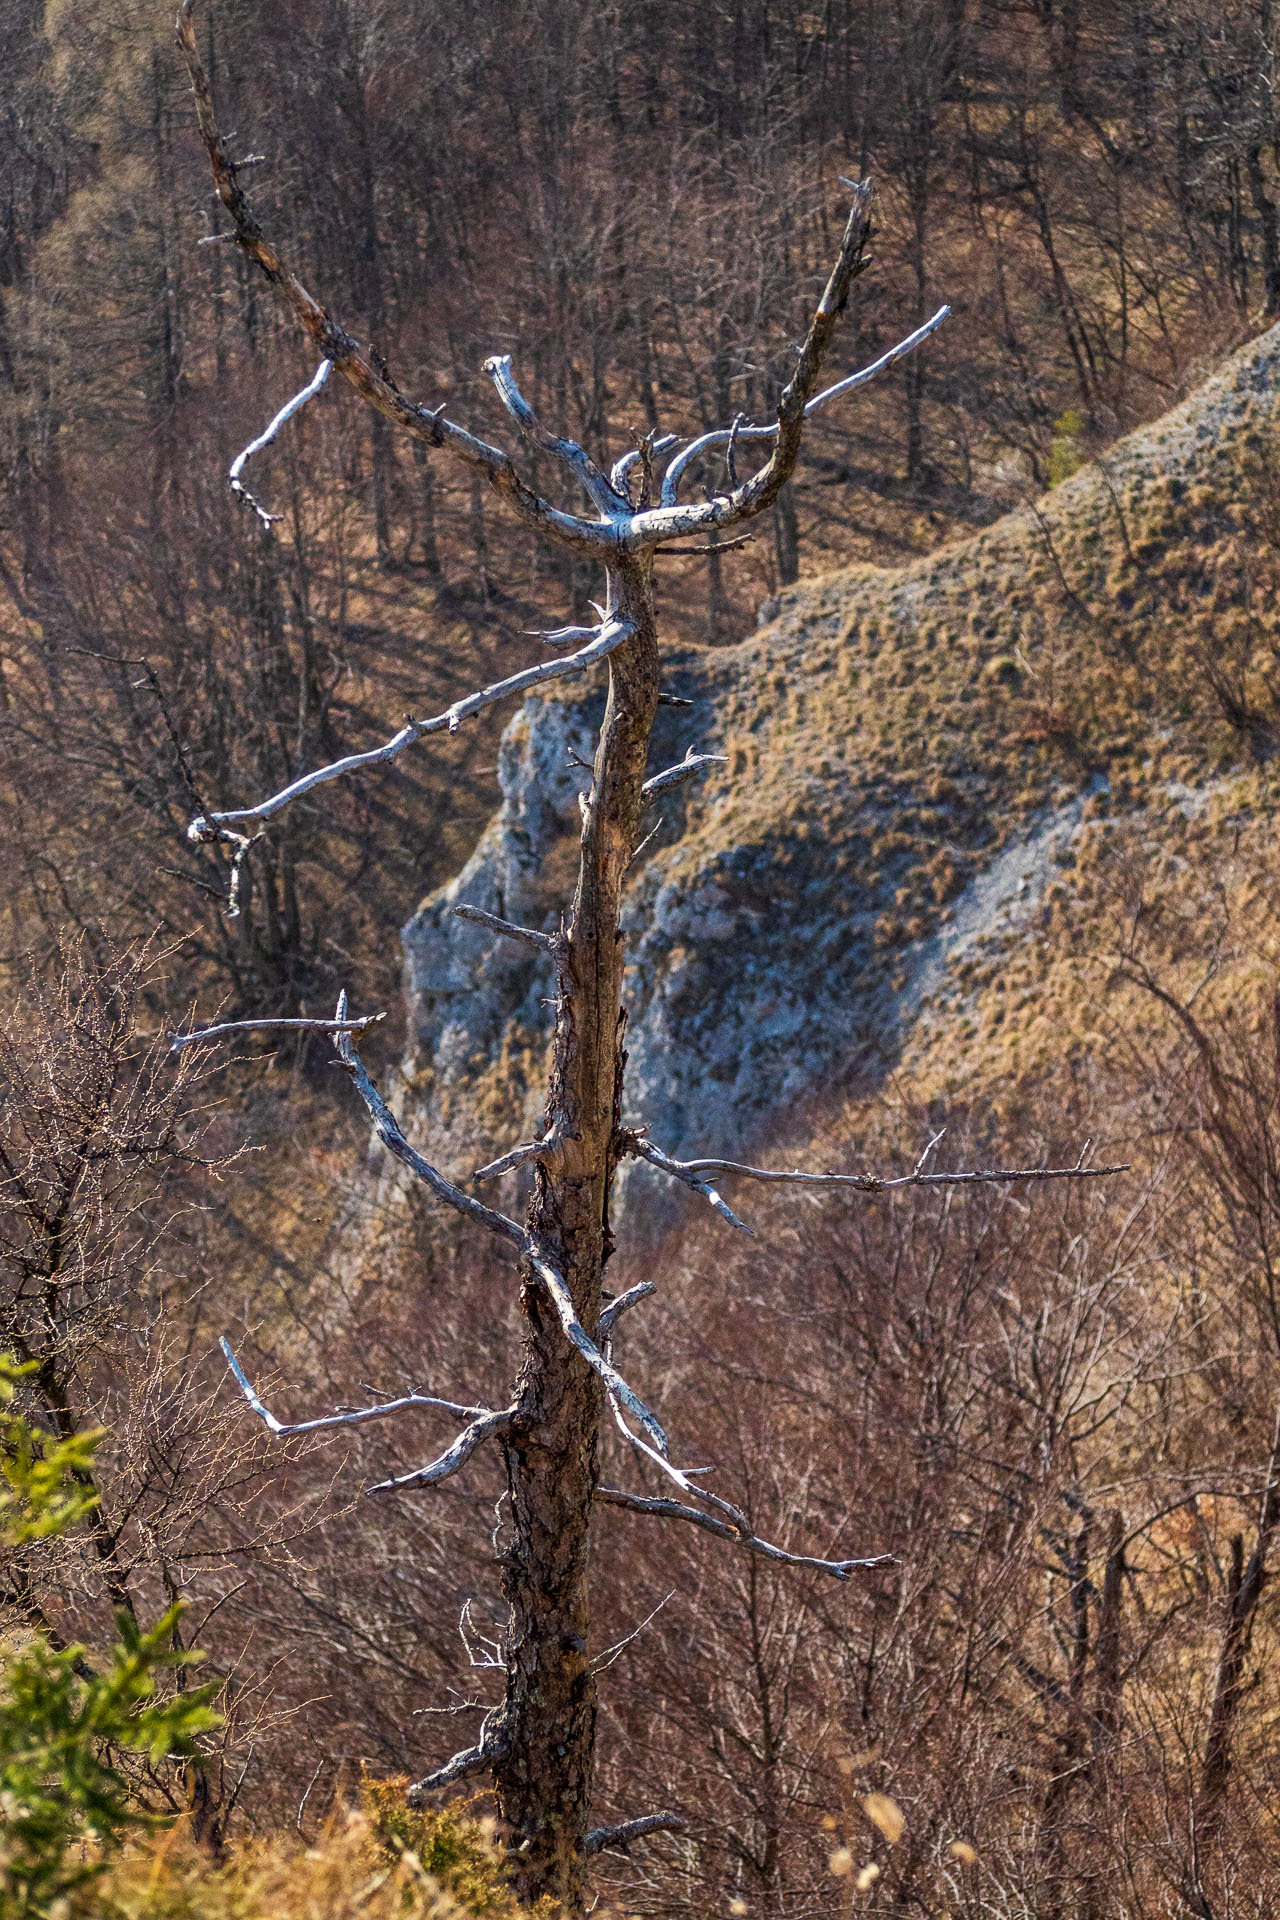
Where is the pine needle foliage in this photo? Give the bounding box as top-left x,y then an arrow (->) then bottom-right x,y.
0,1357 -> 221,1920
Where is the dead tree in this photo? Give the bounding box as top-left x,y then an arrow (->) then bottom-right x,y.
172,5 -> 1125,1905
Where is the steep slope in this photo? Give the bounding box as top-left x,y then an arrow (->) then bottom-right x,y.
397,321 -> 1280,1183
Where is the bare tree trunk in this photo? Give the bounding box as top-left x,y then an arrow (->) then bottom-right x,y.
495,555 -> 659,1909
171,29 -> 1117,1901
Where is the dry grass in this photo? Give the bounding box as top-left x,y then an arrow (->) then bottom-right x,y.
93,1785 -> 523,1920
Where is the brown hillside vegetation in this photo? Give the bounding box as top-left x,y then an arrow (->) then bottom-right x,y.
397,318 -> 1280,1182
9,0 -> 1280,1915
143,312 -> 1280,1920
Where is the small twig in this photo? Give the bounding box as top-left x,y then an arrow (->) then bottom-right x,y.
724,411 -> 745,489
453,904 -> 558,953
655,530 -> 755,558
592,1590 -> 676,1674
525,616 -> 609,648
296,1759 -> 326,1834
171,1012 -> 384,1053
625,821 -> 665,873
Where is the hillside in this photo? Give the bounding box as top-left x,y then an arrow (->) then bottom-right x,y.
393,319 -> 1280,1192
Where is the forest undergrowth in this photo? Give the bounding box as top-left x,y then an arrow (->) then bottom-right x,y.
8,0 -> 1280,1914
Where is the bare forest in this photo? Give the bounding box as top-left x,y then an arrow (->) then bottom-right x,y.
7,1 -> 1280,1916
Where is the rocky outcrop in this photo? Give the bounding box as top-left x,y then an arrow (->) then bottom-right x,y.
399,321 -> 1280,1175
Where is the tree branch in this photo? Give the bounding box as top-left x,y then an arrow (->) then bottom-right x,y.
657,304 -> 951,509
641,747 -> 727,801
472,1132 -> 567,1182
623,1134 -> 756,1236
367,1406 -> 517,1493
229,358 -> 332,528
186,614 -> 634,832
407,1710 -> 512,1804
625,182 -> 875,546
585,1812 -> 687,1855
599,1282 -> 657,1339
483,354 -> 625,515
597,1486 -> 892,1580
219,1337 -> 488,1434
330,1001 -> 670,1456
175,0 -> 612,559
170,1012 -> 384,1053
624,1129 -> 1127,1212
453,904 -> 559,953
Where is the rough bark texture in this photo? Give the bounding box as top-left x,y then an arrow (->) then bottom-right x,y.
495,559 -> 659,1910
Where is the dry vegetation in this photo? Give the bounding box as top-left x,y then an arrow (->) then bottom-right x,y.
8,0 -> 1280,1914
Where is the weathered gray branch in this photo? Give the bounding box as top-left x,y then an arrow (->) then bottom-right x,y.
472,1132 -> 567,1183
625,1130 -> 1128,1208
641,747 -> 728,801
597,1485 -> 892,1580
483,354 -> 625,516
624,1134 -> 755,1236
453,904 -> 559,953
170,1012 -> 384,1053
219,1337 -> 486,1434
585,1812 -> 687,1855
368,1406 -> 517,1493
186,613 -> 634,831
229,357 -> 332,528
599,1282 -> 657,1339
331,1001 -> 669,1456
407,1709 -> 512,1803
658,304 -> 951,508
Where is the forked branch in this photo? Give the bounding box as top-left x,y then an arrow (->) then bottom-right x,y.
176,0 -> 612,560
624,183 -> 876,547
483,354 -> 625,515
657,305 -> 951,509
